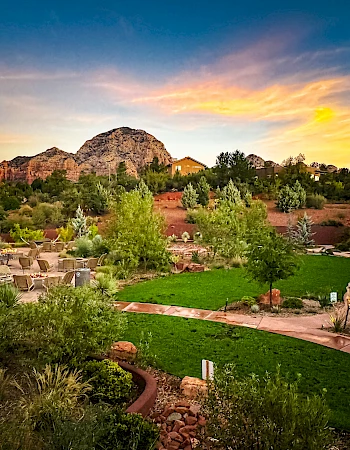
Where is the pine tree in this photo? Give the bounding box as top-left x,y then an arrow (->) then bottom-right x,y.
182,183 -> 198,209
196,176 -> 210,206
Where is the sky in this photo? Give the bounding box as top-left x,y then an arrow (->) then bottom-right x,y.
0,0 -> 350,168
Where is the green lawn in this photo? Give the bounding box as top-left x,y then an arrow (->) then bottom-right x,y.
118,255 -> 350,310
121,313 -> 350,430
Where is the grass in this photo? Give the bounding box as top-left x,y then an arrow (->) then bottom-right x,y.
118,255 -> 350,310
121,313 -> 350,430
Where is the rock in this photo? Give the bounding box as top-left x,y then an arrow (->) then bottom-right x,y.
185,416 -> 197,426
188,404 -> 201,416
258,289 -> 282,306
175,400 -> 191,408
167,441 -> 181,450
168,431 -> 183,442
173,420 -> 185,433
180,376 -> 208,398
108,341 -> 137,361
175,406 -> 188,415
167,412 -> 183,422
0,127 -> 172,183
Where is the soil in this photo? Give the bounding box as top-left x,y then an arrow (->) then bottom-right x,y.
222,299 -> 325,317
153,193 -> 350,245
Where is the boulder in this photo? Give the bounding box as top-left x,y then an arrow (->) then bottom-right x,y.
180,376 -> 207,398
258,289 -> 282,306
109,341 -> 138,361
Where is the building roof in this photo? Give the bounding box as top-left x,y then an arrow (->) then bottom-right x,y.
170,156 -> 207,168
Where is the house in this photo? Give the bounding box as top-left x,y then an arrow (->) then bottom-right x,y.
168,156 -> 206,176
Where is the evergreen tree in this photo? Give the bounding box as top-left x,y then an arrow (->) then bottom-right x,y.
71,205 -> 88,238
196,176 -> 210,206
181,183 -> 198,209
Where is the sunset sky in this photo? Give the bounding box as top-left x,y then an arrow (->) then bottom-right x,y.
1,1 -> 349,168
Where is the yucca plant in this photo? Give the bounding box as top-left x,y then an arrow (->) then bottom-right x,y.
0,284 -> 21,308
15,364 -> 91,431
329,306 -> 346,332
93,273 -> 118,297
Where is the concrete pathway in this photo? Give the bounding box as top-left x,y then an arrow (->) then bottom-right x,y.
114,301 -> 350,354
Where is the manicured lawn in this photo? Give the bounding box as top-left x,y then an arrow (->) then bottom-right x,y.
118,255 -> 350,310
121,313 -> 350,430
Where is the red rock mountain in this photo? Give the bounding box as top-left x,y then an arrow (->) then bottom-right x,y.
0,127 -> 172,183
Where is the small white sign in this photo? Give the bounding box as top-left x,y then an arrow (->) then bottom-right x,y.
330,292 -> 337,303
202,359 -> 214,380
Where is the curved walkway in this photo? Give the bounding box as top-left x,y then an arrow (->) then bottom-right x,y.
115,301 -> 350,354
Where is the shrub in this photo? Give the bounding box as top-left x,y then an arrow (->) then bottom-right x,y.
306,194 -> 326,209
181,231 -> 190,242
336,227 -> 350,251
329,306 -> 346,332
9,223 -> 44,243
185,208 -> 198,224
196,176 -> 210,207
282,297 -> 303,309
181,183 -> 198,209
241,296 -> 256,307
93,273 -> 118,297
97,409 -> 159,450
276,181 -> 306,212
320,219 -> 344,227
74,236 -> 94,257
0,284 -> 21,308
15,285 -> 126,365
167,234 -> 178,243
16,364 -> 91,432
251,304 -> 260,313
57,224 -> 74,242
82,359 -> 133,405
204,365 -> 332,450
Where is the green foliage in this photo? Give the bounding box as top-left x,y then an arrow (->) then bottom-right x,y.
96,409 -> 159,450
277,181 -> 306,212
15,285 -> 126,365
0,284 -> 21,308
142,170 -> 169,194
306,194 -> 326,209
107,184 -> 170,271
9,223 -> 44,243
135,331 -> 158,369
321,219 -> 344,227
82,359 -> 133,405
196,176 -> 210,206
2,195 -> 21,211
204,365 -> 332,450
72,205 -> 88,237
181,182 -> 198,208
246,229 -> 299,307
241,296 -> 256,307
336,227 -> 350,251
185,208 -> 198,224
74,236 -> 94,257
31,202 -> 64,228
195,185 -> 268,258
288,213 -> 315,247
0,368 -> 11,401
214,150 -> 255,187
57,224 -> 74,242
94,273 -> 118,297
88,224 -> 99,239
282,297 -> 303,309
16,364 -> 91,432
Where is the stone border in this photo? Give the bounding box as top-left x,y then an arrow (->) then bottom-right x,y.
119,361 -> 158,417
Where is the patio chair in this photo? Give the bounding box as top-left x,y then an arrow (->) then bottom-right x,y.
26,248 -> 39,259
43,276 -> 62,291
61,271 -> 75,286
37,259 -> 54,272
54,242 -> 65,252
29,241 -> 37,249
97,253 -> 107,266
86,257 -> 99,271
66,241 -> 76,251
0,265 -> 11,276
13,274 -> 34,291
19,257 -> 34,273
62,258 -> 77,272
42,241 -> 55,252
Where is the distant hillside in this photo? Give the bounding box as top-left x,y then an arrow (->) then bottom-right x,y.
0,127 -> 172,183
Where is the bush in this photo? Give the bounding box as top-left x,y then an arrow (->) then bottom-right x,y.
276,181 -> 306,212
282,297 -> 303,309
241,296 -> 256,307
15,285 -> 126,365
181,183 -> 198,209
181,231 -> 190,242
0,284 -> 21,308
93,273 -> 118,297
185,208 -> 198,224
204,365 -> 332,450
57,224 -> 74,242
97,409 -> 159,450
336,227 -> 350,251
9,223 -> 44,243
320,219 -> 343,227
306,194 -> 326,209
82,359 -> 133,405
74,236 -> 94,257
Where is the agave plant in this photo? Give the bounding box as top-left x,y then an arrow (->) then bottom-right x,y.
0,284 -> 21,308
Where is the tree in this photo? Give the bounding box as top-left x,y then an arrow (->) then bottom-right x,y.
288,213 -> 315,247
246,229 -> 299,307
276,181 -> 306,212
71,205 -> 88,238
107,184 -> 170,271
181,183 -> 198,209
214,150 -> 255,187
196,176 -> 210,206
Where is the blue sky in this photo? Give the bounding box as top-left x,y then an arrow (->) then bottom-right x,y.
1,0 -> 350,167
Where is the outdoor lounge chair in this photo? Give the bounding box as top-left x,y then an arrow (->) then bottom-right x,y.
26,248 -> 39,259
19,257 -> 34,272
13,274 -> 34,291
86,257 -> 99,271
37,259 -> 54,272
61,271 -> 75,286
43,276 -> 62,291
62,258 -> 77,272
66,241 -> 76,251
54,242 -> 65,252
97,253 -> 107,266
42,241 -> 54,252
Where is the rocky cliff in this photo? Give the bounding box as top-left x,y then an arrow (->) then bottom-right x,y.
0,127 -> 172,183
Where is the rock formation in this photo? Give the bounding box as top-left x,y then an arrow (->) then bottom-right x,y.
0,127 -> 172,183
246,154 -> 266,169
